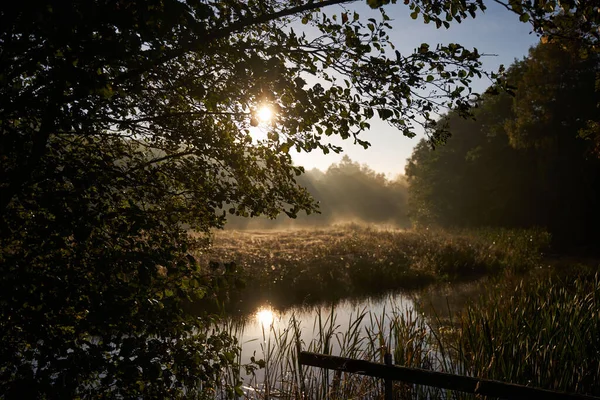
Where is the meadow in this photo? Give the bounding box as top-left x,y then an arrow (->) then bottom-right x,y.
197,224 -> 551,313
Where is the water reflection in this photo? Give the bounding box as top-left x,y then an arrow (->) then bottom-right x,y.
230,293 -> 421,396
238,292 -> 415,365
255,307 -> 275,328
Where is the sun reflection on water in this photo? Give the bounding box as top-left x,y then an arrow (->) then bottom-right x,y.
255,307 -> 275,328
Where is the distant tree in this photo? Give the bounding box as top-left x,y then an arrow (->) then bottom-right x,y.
226,156 -> 410,228
320,155 -> 409,224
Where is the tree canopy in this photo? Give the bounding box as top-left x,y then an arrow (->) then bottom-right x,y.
406,36 -> 600,246
1,0 -> 599,397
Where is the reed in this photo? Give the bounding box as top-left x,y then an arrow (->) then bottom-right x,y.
215,271 -> 600,399
220,304 -> 458,399
198,225 -> 551,313
455,273 -> 600,396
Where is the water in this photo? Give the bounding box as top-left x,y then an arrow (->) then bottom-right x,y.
231,291 -> 417,393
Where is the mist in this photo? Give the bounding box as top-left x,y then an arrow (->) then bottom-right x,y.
225,155 -> 409,230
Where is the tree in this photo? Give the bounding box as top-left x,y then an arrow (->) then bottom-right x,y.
1,0 -> 598,397
504,34 -> 600,245
406,91 -> 539,228
319,155 -> 409,224
226,156 -> 410,229
406,37 -> 600,246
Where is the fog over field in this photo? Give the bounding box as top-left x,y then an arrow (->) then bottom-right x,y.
226,155 -> 410,229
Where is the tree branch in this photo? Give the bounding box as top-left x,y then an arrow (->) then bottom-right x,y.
115,0 -> 356,85
0,118 -> 53,222
127,150 -> 198,173
101,111 -> 248,125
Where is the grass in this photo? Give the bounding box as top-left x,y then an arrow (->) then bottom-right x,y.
197,224 -> 551,313
212,270 -> 600,399
454,273 -> 600,395
193,225 -> 600,398
219,306 -> 452,399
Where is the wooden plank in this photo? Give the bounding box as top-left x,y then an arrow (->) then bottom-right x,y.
298,351 -> 600,400
383,351 -> 393,400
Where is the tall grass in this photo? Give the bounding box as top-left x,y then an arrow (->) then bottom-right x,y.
455,274 -> 600,395
214,272 -> 600,399
223,306 -> 455,399
198,225 -> 551,313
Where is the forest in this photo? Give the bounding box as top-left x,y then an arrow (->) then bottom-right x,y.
406,32 -> 600,249
227,156 -> 410,229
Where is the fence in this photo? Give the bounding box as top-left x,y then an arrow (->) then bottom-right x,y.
298,351 -> 600,400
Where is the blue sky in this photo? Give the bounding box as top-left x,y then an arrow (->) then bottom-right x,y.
290,1 -> 540,178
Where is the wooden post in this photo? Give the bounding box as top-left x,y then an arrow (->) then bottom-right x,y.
298,351 -> 600,400
384,351 -> 393,400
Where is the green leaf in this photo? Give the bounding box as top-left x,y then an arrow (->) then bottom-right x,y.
235,386 -> 245,397
377,109 -> 394,119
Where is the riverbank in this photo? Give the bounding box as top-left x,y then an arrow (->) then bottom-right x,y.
214,269 -> 600,399
195,225 -> 600,399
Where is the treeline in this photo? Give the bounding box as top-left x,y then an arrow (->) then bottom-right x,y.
226,155 -> 410,229
406,34 -> 600,248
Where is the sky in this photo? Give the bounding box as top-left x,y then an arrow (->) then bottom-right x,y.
288,0 -> 540,178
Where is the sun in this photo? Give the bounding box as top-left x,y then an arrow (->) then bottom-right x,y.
256,307 -> 275,328
256,105 -> 274,123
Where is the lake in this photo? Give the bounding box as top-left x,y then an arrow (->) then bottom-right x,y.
229,291 -> 420,396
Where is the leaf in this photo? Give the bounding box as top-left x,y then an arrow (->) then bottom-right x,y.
377,109 -> 394,119
235,386 -> 245,397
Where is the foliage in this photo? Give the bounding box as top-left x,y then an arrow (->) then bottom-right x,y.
406,38 -> 600,246
0,137 -> 242,398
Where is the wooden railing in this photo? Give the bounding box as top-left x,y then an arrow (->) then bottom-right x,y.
299,351 -> 600,400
